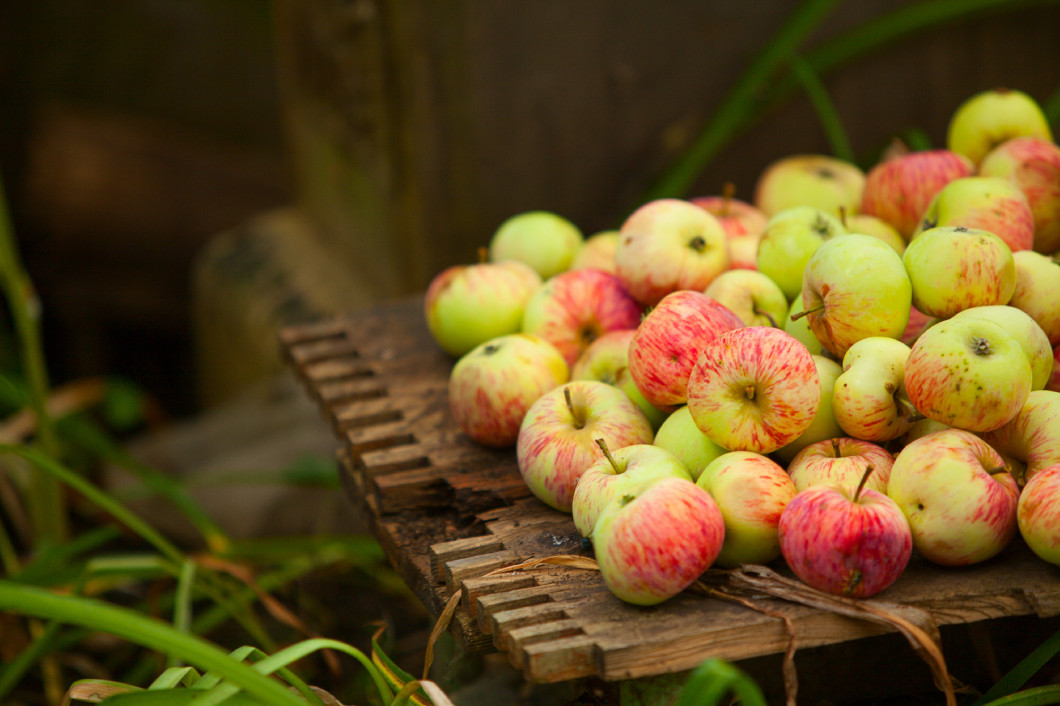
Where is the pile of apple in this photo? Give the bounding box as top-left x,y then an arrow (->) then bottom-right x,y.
423,87 -> 1060,607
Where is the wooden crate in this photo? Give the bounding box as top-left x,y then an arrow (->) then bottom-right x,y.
279,296 -> 1060,686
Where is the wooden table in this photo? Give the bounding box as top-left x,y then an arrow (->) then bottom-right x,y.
279,296 -> 1060,691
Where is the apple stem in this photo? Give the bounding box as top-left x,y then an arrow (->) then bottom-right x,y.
721,182 -> 736,216
477,246 -> 489,264
852,464 -> 875,504
790,303 -> 826,322
564,386 -> 585,429
831,438 -> 841,458
838,205 -> 848,230
985,465 -> 1010,476
744,385 -> 756,401
595,438 -> 620,473
753,306 -> 778,328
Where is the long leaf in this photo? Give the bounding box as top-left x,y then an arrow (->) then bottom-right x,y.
786,53 -> 854,162
974,627 -> 1060,705
0,581 -> 304,706
674,659 -> 767,706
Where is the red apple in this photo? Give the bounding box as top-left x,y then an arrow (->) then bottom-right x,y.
690,184 -> 768,271
912,176 -> 1035,252
572,329 -> 668,430
981,390 -> 1060,485
627,290 -> 743,410
521,268 -> 643,368
980,136 -> 1060,254
779,464 -> 912,598
860,147 -> 974,239
593,476 -> 725,605
785,437 -> 894,495
1017,463 -> 1060,566
686,326 -> 820,454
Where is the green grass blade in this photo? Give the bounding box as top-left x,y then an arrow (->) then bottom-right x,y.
168,560 -> 198,669
674,659 -> 767,706
979,685 -> 1060,706
786,52 -> 855,162
635,0 -> 842,206
974,627 -> 1060,705
187,645 -> 324,706
149,667 -> 202,690
0,581 -> 304,706
1043,82 -> 1060,128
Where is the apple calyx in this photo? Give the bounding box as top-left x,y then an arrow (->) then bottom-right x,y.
564,386 -> 586,429
481,342 -> 501,356
972,337 -> 993,357
744,385 -> 757,401
688,235 -> 708,253
852,463 -> 876,504
595,437 -> 621,474
812,213 -> 833,237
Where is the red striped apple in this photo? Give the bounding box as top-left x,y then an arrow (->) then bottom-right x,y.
981,390 -> 1060,485
703,269 -> 788,328
779,464 -> 912,598
448,333 -> 569,447
1017,463 -> 1060,566
572,329 -> 667,431
887,429 -> 1019,566
832,336 -> 915,443
1009,250 -> 1060,346
904,316 -> 1031,432
902,225 -> 1016,319
980,136 -> 1060,254
686,326 -> 820,454
690,185 -> 768,271
521,268 -> 643,368
614,198 -> 730,307
569,230 -> 619,273
696,451 -> 796,566
773,355 -> 843,465
912,176 -> 1034,252
516,380 -> 653,512
627,290 -> 743,410
786,437 -> 894,495
950,305 -> 1054,391
593,476 -> 725,605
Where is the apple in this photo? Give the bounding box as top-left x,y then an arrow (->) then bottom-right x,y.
887,429 -> 1019,566
980,136 -> 1060,254
488,210 -> 584,279
424,259 -> 542,356
900,304 -> 935,347
946,87 -> 1053,166
696,451 -> 796,566
831,336 -> 916,443
690,184 -> 768,270
756,206 -> 847,301
448,333 -> 569,447
859,147 -> 974,239
902,225 -> 1016,319
521,268 -> 643,368
903,316 -> 1031,432
981,390 -> 1060,486
1009,250 -> 1060,345
912,176 -> 1035,252
571,442 -> 691,539
516,380 -> 654,512
752,154 -> 866,218
800,233 -> 912,359
614,198 -> 730,307
1017,463 -> 1060,566
627,290 -> 743,410
783,293 -> 823,356
950,305 -> 1054,391
786,437 -> 895,495
686,326 -> 820,454
652,405 -> 727,481
773,355 -> 843,465
569,230 -> 620,273
778,464 -> 912,598
571,329 -> 668,431
844,213 -> 906,255
703,269 -> 789,328
593,476 -> 725,606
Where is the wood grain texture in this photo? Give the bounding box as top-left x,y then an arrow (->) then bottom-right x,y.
281,296 -> 1060,685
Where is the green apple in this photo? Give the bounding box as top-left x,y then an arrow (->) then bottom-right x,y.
703,269 -> 789,328
652,405 -> 727,481
696,451 -> 796,567
488,210 -> 584,279
1009,250 -> 1060,345
951,305 -> 1053,391
946,88 -> 1053,166
752,154 -> 866,218
424,259 -> 542,357
800,234 -> 912,359
1017,464 -> 1060,566
902,225 -> 1016,319
832,336 -> 915,442
756,206 -> 847,301
903,316 -> 1031,433
569,230 -> 619,273
912,175 -> 1035,252
783,293 -> 823,356
772,354 -> 843,465
845,213 -> 906,255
